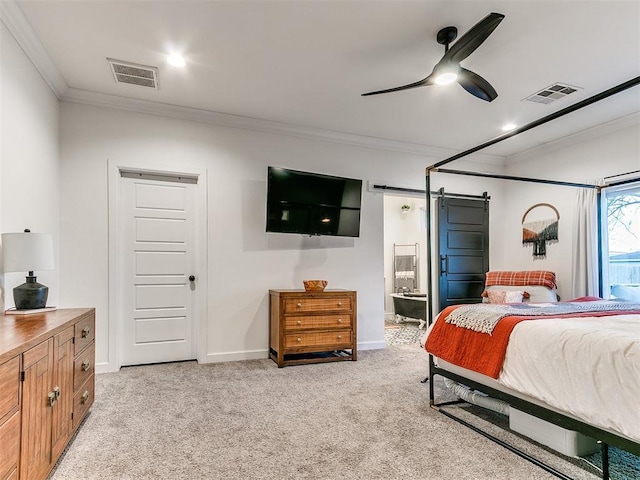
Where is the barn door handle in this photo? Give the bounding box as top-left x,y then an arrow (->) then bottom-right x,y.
440,255 -> 447,275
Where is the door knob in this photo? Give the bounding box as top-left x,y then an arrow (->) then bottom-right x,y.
189,275 -> 195,282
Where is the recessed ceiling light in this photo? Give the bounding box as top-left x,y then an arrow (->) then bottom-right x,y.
501,123 -> 517,132
167,53 -> 186,67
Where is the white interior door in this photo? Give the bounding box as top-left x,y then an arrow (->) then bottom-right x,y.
120,173 -> 197,366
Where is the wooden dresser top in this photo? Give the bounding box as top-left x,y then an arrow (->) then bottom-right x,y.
269,289 -> 355,294
0,308 -> 95,364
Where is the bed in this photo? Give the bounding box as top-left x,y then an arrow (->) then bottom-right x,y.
425,270 -> 640,477
419,78 -> 640,479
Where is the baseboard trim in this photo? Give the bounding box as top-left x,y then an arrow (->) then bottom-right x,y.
358,341 -> 387,351
95,344 -> 387,372
95,361 -> 116,374
203,349 -> 269,363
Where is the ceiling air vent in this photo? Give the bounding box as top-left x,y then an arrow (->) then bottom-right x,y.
107,58 -> 159,89
524,83 -> 580,105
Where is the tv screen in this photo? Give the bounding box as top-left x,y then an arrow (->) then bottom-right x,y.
266,167 -> 362,237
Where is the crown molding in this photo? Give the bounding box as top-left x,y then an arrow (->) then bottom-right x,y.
0,0 -> 68,98
3,0 -> 638,168
62,87 -> 506,163
506,111 -> 640,165
1,0 -> 505,163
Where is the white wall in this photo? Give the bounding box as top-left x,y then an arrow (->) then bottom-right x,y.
507,124 -> 640,183
59,101 -> 450,370
500,123 -> 640,300
0,23 -> 60,310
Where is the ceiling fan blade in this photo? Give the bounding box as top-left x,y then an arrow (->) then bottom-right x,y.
362,76 -> 433,96
457,67 -> 498,102
443,12 -> 505,65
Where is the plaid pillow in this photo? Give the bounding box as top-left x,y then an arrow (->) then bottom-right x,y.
485,271 -> 556,290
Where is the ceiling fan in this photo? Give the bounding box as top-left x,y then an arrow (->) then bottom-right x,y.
362,12 -> 505,102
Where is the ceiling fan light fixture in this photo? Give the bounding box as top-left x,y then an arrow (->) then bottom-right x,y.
434,62 -> 460,85
361,12 -> 504,101
167,53 -> 186,67
435,71 -> 458,85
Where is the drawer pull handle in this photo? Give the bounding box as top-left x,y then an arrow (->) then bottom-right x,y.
337,335 -> 342,340
297,303 -> 302,307
48,391 -> 57,407
53,385 -> 61,400
296,320 -> 302,325
82,360 -> 91,371
337,302 -> 342,306
81,327 -> 91,338
337,318 -> 342,323
296,337 -> 302,342
81,391 -> 90,405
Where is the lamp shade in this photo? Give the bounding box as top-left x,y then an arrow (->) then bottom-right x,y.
2,232 -> 54,273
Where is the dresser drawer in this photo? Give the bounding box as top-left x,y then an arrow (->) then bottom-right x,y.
0,356 -> 20,422
284,296 -> 352,314
73,375 -> 95,431
0,410 -> 20,480
285,314 -> 352,331
73,342 -> 95,392
284,330 -> 352,349
74,314 -> 95,356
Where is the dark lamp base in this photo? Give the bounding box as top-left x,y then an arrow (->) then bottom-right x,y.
13,275 -> 49,310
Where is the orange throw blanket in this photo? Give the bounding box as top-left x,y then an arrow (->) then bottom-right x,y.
426,302 -> 640,379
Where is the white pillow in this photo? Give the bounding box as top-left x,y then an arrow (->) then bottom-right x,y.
486,290 -> 524,304
485,284 -> 557,303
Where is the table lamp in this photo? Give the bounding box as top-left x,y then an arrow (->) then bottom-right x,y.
1,229 -> 54,310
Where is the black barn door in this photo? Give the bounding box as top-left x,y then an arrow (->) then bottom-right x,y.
437,196 -> 489,310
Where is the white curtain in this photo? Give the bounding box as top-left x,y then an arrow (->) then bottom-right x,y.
571,186 -> 600,298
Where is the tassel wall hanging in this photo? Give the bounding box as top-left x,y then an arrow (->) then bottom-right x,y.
522,203 -> 559,257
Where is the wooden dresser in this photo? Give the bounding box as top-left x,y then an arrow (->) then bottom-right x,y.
269,289 -> 356,367
0,308 -> 95,480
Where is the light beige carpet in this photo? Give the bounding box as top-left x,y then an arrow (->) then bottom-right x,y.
50,344 -> 599,480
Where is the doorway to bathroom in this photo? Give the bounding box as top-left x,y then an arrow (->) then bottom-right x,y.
382,194 -> 428,346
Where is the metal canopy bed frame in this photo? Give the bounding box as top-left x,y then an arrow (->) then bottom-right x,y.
423,75 -> 640,480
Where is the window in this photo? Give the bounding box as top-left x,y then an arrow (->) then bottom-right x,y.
602,181 -> 640,301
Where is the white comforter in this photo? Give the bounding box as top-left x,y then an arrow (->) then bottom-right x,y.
499,314 -> 640,443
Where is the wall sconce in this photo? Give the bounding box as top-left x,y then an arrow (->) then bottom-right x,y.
2,229 -> 54,310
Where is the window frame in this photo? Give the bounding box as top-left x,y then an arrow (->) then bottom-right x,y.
600,180 -> 640,299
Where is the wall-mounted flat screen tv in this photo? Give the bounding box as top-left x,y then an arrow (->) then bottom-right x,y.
266,167 -> 363,237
